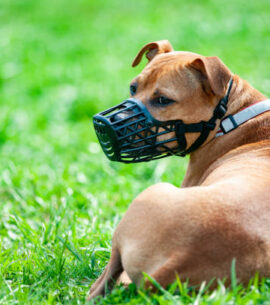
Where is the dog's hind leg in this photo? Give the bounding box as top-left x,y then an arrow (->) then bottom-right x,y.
88,247 -> 123,301
143,254 -> 183,291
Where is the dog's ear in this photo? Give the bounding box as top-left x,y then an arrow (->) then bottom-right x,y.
188,56 -> 232,97
132,40 -> 173,67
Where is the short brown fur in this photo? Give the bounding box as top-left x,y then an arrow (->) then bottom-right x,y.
88,41 -> 270,300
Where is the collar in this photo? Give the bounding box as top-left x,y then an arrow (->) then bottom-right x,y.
216,99 -> 270,137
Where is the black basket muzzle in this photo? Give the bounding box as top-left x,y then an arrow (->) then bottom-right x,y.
93,98 -> 211,163
93,79 -> 233,163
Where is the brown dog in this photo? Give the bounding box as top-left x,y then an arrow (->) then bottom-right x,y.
88,40 -> 270,300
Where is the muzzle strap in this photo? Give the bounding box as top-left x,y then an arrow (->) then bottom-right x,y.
181,121 -> 216,156
177,78 -> 233,156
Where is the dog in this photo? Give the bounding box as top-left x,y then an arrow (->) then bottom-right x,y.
89,40 -> 270,300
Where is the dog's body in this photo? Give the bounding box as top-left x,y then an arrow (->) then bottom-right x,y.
89,41 -> 270,300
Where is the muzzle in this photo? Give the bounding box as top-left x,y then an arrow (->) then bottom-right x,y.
93,79 -> 233,163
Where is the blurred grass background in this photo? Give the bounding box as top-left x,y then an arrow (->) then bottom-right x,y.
0,0 -> 270,303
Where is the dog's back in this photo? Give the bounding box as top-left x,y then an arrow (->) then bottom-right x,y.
89,41 -> 270,300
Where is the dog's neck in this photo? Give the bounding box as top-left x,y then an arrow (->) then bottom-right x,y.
182,75 -> 269,187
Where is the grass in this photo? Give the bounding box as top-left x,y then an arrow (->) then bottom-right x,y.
0,0 -> 270,303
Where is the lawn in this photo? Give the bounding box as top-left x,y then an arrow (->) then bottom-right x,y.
0,0 -> 270,304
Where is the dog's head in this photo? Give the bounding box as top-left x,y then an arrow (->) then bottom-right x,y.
93,40 -> 233,163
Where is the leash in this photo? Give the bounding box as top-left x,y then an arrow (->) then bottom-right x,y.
216,99 -> 270,137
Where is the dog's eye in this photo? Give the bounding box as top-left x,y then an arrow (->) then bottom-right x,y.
154,96 -> 175,106
130,84 -> 137,96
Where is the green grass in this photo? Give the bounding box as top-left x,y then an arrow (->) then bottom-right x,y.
0,0 -> 270,303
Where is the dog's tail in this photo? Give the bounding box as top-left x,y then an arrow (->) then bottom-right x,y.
87,247 -> 123,301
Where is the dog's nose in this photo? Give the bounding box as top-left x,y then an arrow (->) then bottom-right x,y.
111,111 -> 131,123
